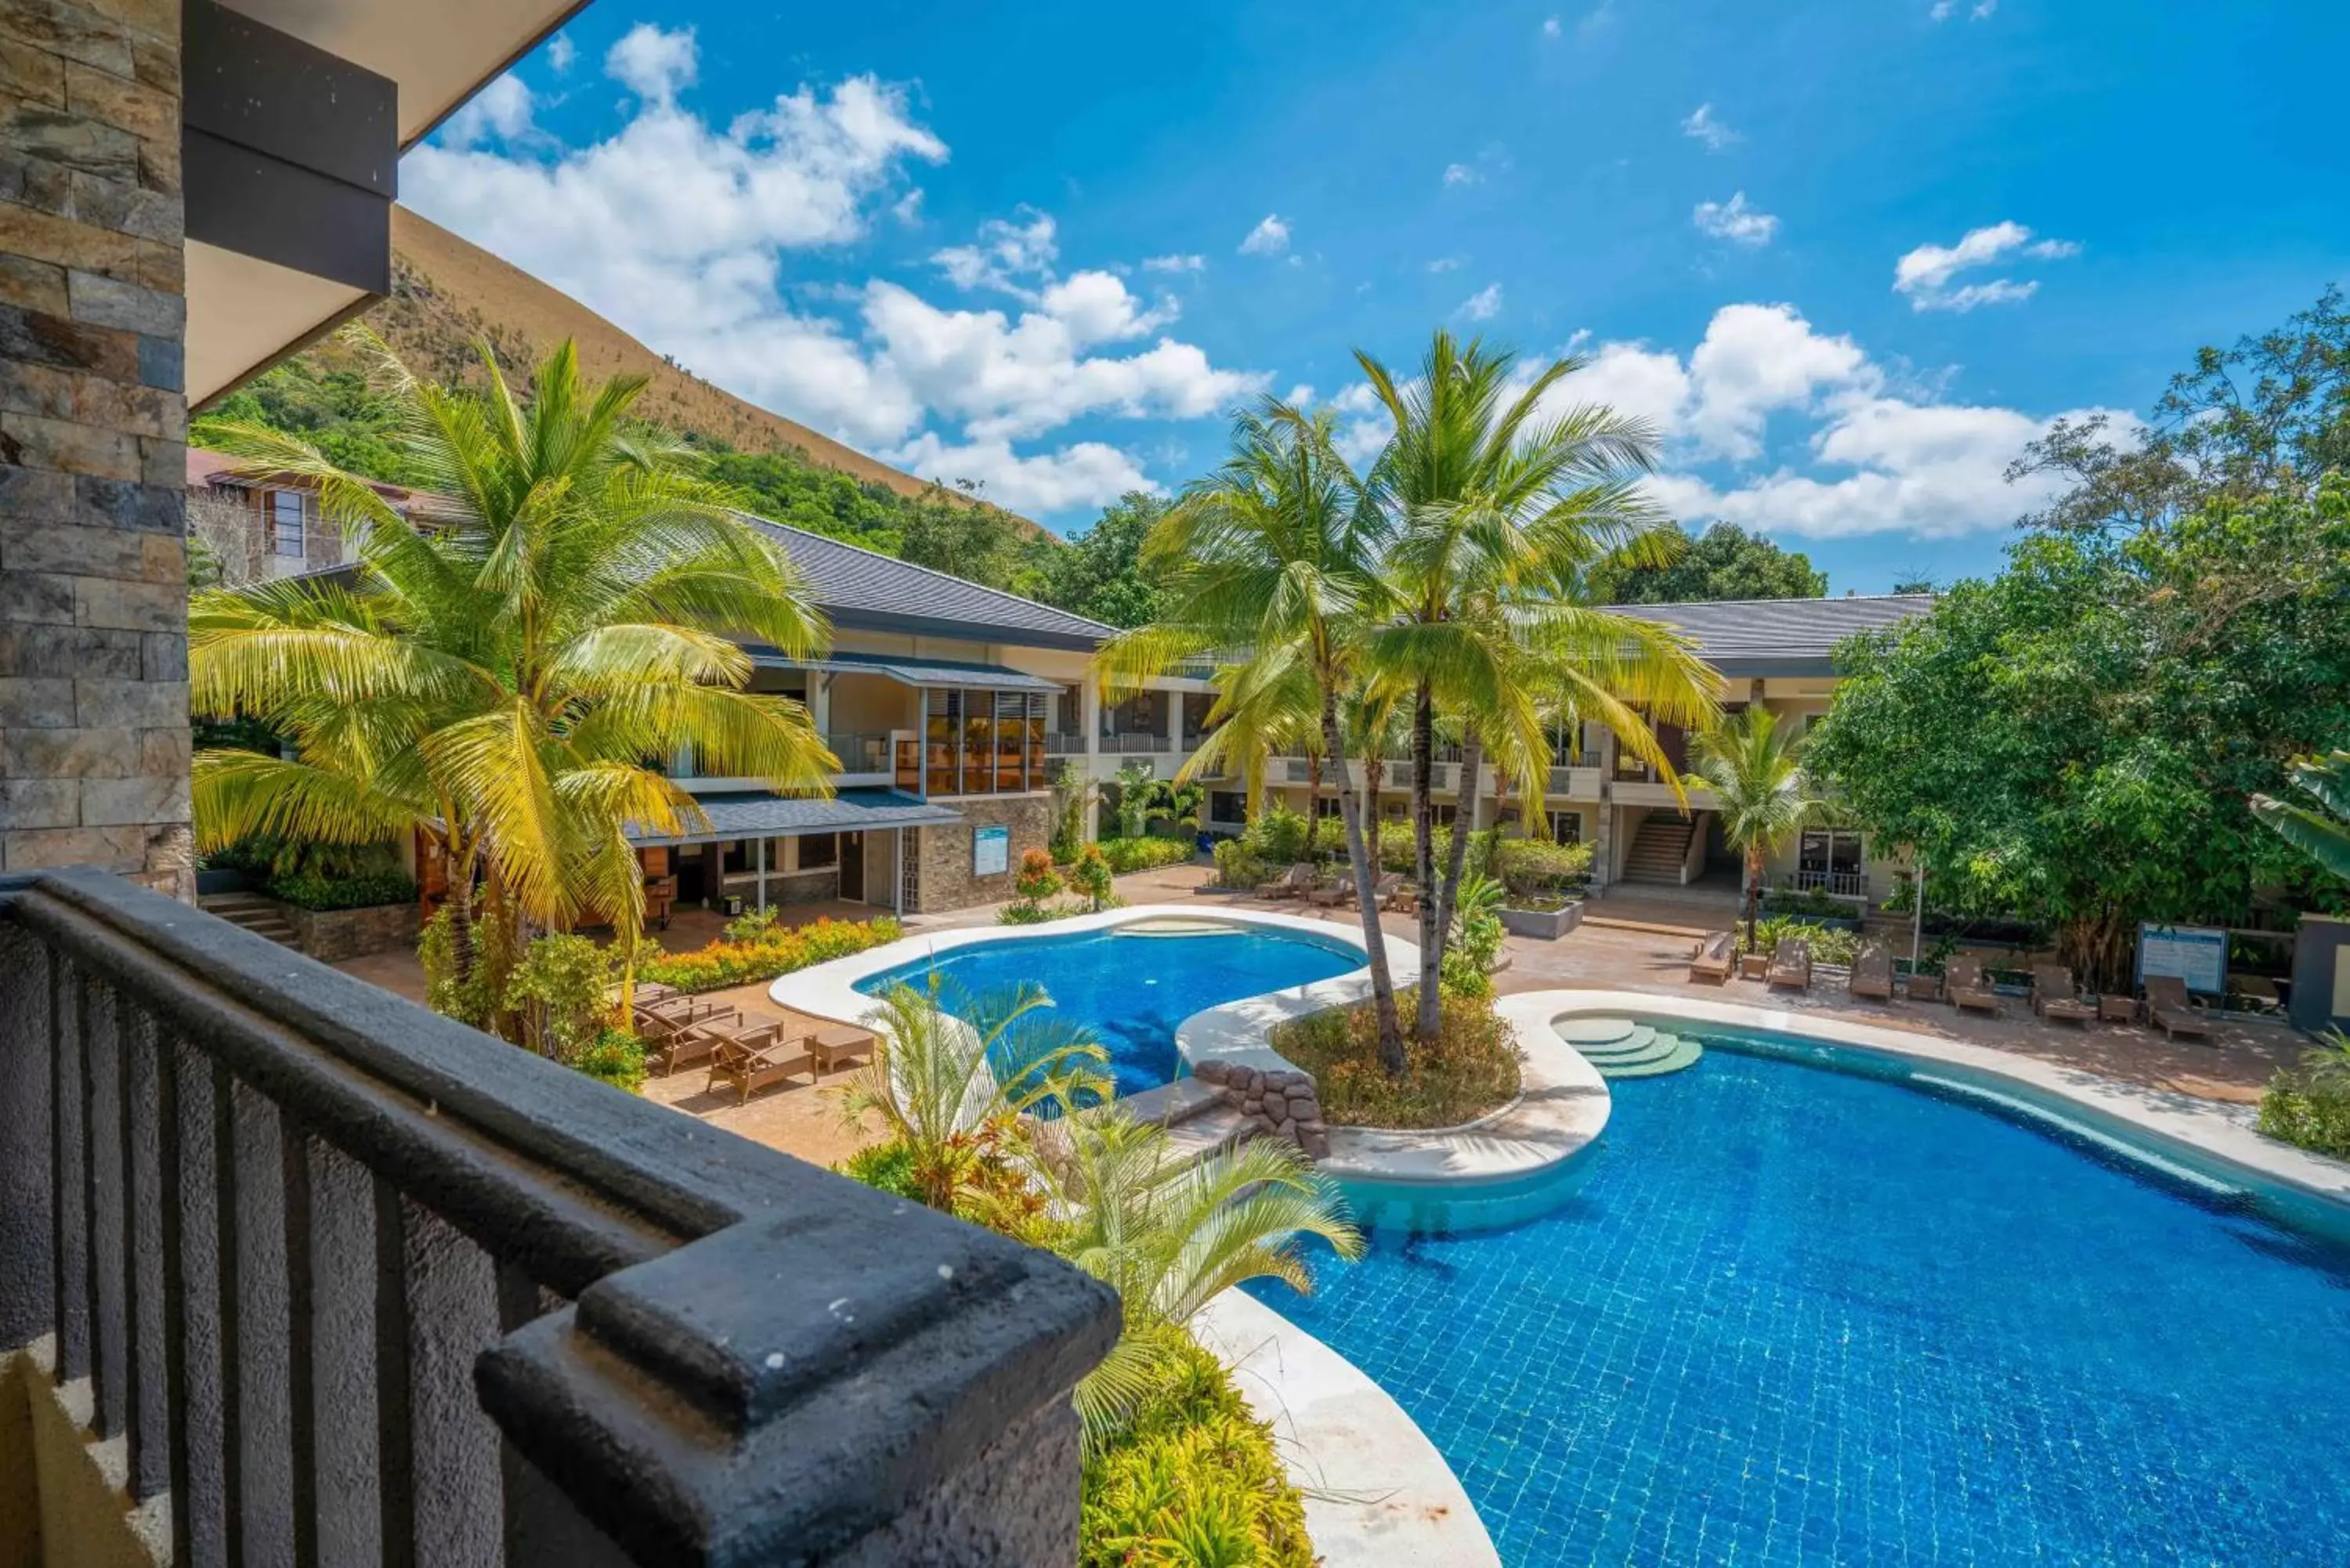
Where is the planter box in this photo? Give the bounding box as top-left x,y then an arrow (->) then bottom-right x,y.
195,868 -> 251,897
280,901 -> 419,963
1500,901 -> 1584,940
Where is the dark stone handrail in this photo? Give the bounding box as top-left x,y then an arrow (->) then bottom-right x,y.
0,867 -> 1119,1566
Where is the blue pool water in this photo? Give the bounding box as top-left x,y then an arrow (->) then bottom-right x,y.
1250,1034 -> 2350,1566
851,923 -> 1361,1098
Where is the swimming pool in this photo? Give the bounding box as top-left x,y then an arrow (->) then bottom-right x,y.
851,922 -> 1363,1099
1251,1029 -> 2350,1566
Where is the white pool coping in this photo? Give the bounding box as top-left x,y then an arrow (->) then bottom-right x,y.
1314,992 -> 1613,1186
1196,1288 -> 1502,1568
1521,989 -> 2350,1206
769,902 -> 1419,1082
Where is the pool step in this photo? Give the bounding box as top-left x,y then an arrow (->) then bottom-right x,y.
1556,1017 -> 1705,1078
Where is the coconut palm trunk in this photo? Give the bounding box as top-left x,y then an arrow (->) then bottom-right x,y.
1743,844 -> 1766,952
1410,683 -> 1438,1035
1321,690 -> 1407,1069
1422,724 -> 1483,1041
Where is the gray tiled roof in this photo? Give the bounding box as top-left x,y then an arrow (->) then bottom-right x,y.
746,650 -> 1063,692
739,514 -> 1116,651
1614,594 -> 1936,676
627,788 -> 961,846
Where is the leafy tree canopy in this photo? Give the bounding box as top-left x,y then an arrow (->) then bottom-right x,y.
1806,479 -> 2350,985
208,359 -> 413,486
1032,491 -> 1173,628
1591,522 -> 1828,603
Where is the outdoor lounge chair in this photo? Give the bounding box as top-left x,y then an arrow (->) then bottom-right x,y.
1946,956 -> 2001,1016
1383,876 -> 1419,914
1848,944 -> 1896,1002
703,1021 -> 818,1104
2144,974 -> 2213,1042
1256,863 -> 1315,900
1306,873 -> 1358,908
1766,936 -> 1811,990
1688,930 -> 1735,985
2030,964 -> 2097,1025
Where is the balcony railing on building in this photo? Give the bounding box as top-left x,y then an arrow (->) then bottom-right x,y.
0,869 -> 1116,1566
1098,732 -> 1174,755
1785,868 -> 1871,901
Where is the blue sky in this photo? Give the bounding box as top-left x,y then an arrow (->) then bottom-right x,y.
403,1 -> 2348,592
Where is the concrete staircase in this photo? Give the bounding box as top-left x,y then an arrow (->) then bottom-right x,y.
197,891 -> 300,950
1621,813 -> 1699,886
1553,1017 -> 1704,1078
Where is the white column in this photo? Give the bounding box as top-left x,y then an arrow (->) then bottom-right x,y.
755,836 -> 767,912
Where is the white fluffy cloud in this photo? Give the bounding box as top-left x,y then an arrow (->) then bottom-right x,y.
1542,15 -> 1563,38
1143,253 -> 1205,273
888,433 -> 1157,513
546,34 -> 576,73
1324,302 -> 2120,540
1459,283 -> 1504,321
1930,0 -> 1998,19
1443,163 -> 1480,188
606,23 -> 697,105
1894,221 -> 2077,311
441,73 -> 534,148
1238,214 -> 1291,256
405,46 -> 1260,517
1681,104 -> 1739,152
1693,192 -> 1778,247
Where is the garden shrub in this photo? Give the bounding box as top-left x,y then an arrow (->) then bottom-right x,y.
1273,989 -> 1520,1129
1737,915 -> 1858,966
504,933 -> 615,1062
1759,885 -> 1860,921
1094,835 -> 1195,875
838,1139 -> 923,1201
2260,1036 -> 2350,1160
1016,846 -> 1065,902
1068,844 -> 1116,911
1212,839 -> 1269,889
1240,803 -> 1309,865
265,868 -> 418,911
722,905 -> 783,944
1493,836 -> 1593,901
639,915 -> 903,993
1079,1324 -> 1314,1568
575,1028 -> 648,1093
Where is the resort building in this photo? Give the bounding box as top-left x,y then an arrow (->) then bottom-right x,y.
1246,594 -> 1936,905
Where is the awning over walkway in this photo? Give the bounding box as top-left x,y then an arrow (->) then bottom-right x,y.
744,649 -> 1063,692
628,789 -> 961,848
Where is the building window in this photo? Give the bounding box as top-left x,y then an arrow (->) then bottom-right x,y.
926,686 -> 1045,797
1312,795 -> 1343,819
1209,789 -> 1247,826
267,490 -> 309,558
1548,810 -> 1582,844
1796,829 -> 1865,894
798,833 -> 837,870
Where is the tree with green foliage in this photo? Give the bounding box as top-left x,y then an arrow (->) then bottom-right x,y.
1591,521 -> 1828,603
897,476 -> 1051,595
1686,707 -> 1828,951
1806,478 -> 2350,988
699,444 -> 910,552
190,332 -> 836,1005
1035,491 -> 1173,628
208,356 -> 414,485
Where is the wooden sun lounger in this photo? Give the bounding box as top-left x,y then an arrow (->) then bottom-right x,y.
1689,930 -> 1735,985
1848,944 -> 1896,1002
1256,863 -> 1315,900
2030,964 -> 2097,1025
1383,878 -> 1419,914
2144,974 -> 2213,1042
1946,956 -> 2001,1016
703,1020 -> 818,1104
1766,936 -> 1811,991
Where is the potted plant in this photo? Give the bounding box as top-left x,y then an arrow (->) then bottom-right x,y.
1493,836 -> 1593,940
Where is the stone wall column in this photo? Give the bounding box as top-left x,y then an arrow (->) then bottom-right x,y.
0,0 -> 192,898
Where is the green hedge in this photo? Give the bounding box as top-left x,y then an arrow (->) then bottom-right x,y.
2260,1042 -> 2350,1160
266,869 -> 418,911
638,915 -> 902,993
1094,835 -> 1196,874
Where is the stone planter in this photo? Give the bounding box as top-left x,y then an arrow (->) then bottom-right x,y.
1499,901 -> 1584,940
280,901 -> 419,963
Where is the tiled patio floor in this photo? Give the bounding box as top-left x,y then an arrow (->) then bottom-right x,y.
334,860 -> 2311,1169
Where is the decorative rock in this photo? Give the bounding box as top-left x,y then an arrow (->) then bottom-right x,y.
1193,1060 -> 1229,1086
1275,1118 -> 1297,1143
1302,1130 -> 1331,1159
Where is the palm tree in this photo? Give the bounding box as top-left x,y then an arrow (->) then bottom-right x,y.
2253,750 -> 2350,880
1686,706 -> 1823,951
189,333 -> 835,1003
1357,331 -> 1719,1040
1180,656 -> 1318,815
1048,1111 -> 1362,1443
1101,401 -> 1412,1070
842,977 -> 1110,1211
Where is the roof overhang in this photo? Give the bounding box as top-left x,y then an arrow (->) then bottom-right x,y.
628,790 -> 963,849
748,651 -> 1065,693
820,606 -> 1106,652
185,0 -> 589,406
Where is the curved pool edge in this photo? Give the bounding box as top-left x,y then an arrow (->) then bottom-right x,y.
1309,992 -> 1612,1189
1195,1288 -> 1503,1568
768,902 -> 1417,1064
1525,988 -> 2350,1212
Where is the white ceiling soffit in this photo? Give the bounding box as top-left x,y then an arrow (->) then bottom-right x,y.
186,239 -> 369,406
215,0 -> 591,146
